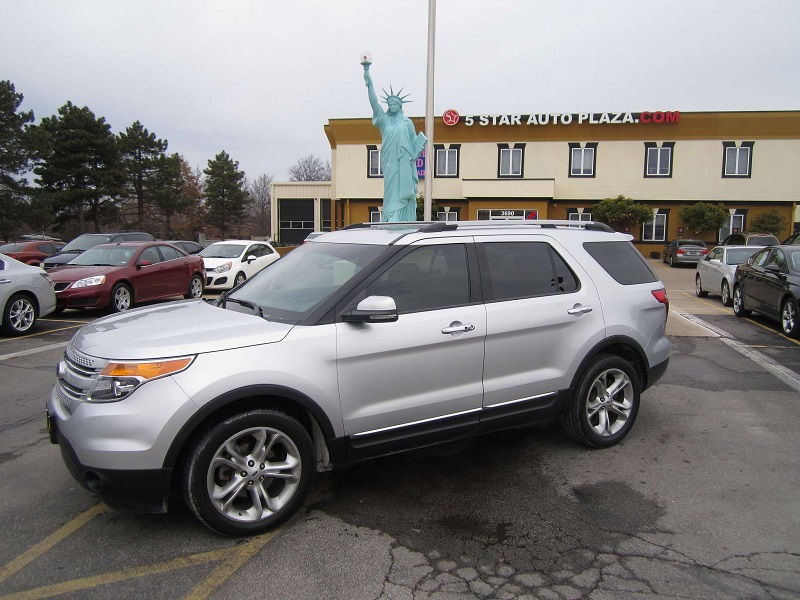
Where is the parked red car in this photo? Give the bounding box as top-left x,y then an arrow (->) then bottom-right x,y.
48,242 -> 205,312
0,241 -> 64,266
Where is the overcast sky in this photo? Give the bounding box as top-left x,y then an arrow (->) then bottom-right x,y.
2,0 -> 798,182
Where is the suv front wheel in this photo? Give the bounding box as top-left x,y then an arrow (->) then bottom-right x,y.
561,355 -> 641,448
183,409 -> 315,536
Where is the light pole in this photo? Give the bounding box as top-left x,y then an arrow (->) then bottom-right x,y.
423,0 -> 436,221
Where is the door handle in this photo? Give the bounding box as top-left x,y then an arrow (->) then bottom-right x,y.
567,304 -> 593,316
441,322 -> 475,334
0,279 -> 10,284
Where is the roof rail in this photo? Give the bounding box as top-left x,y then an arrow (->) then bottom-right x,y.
339,220 -> 616,234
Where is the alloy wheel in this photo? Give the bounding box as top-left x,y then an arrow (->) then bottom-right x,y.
783,301 -> 797,335
189,277 -> 203,298
584,368 -> 634,437
206,426 -> 302,523
113,286 -> 131,311
9,297 -> 35,332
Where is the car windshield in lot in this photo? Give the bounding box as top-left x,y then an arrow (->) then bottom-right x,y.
200,244 -> 246,259
68,246 -> 135,267
725,247 -> 761,265
0,243 -> 28,252
61,234 -> 114,252
748,235 -> 779,246
228,242 -> 385,323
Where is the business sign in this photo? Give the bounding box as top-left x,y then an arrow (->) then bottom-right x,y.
416,149 -> 426,178
441,111 -> 680,127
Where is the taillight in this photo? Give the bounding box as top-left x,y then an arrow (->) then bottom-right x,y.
652,288 -> 669,315
676,248 -> 685,255
701,249 -> 709,254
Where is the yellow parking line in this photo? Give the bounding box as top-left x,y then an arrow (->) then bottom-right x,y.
0,504 -> 110,585
0,548 -> 231,600
0,324 -> 83,343
745,318 -> 800,347
679,291 -> 731,315
39,319 -> 90,324
184,530 -> 280,600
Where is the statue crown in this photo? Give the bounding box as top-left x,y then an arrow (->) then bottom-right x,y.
381,85 -> 412,105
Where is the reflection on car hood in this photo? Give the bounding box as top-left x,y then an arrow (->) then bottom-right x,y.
47,265 -> 119,281
71,300 -> 293,360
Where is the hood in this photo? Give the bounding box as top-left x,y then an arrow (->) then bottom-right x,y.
200,256 -> 238,268
44,250 -> 82,265
71,300 -> 293,360
47,265 -> 119,282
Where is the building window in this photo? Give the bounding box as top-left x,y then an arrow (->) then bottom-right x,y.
437,210 -> 458,222
368,206 -> 382,223
568,143 -> 597,177
569,212 -> 592,222
722,141 -> 754,178
644,142 -> 674,177
498,144 -> 525,178
367,145 -> 382,177
642,212 -> 667,242
435,144 -> 460,177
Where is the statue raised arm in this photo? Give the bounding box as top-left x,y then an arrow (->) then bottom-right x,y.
361,60 -> 427,222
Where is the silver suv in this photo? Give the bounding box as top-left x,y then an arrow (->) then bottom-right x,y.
48,221 -> 671,536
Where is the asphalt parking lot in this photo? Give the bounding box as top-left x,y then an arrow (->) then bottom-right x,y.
0,261 -> 798,600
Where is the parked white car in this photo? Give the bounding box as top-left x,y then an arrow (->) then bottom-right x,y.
0,253 -> 57,335
695,245 -> 764,306
199,240 -> 280,290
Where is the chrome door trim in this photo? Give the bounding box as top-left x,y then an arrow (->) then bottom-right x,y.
484,391 -> 557,409
350,407 -> 483,438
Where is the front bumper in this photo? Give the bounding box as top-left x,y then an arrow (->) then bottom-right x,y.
51,417 -> 171,513
205,274 -> 233,290
55,286 -> 110,309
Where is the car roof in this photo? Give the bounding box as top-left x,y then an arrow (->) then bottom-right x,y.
93,241 -> 158,248
208,239 -> 265,245
312,221 -> 632,246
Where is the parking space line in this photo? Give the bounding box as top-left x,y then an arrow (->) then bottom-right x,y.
0,324 -> 83,344
0,547 -> 231,600
678,291 -> 730,315
0,503 -> 110,585
38,319 -> 90,324
183,530 -> 280,600
0,342 -> 68,362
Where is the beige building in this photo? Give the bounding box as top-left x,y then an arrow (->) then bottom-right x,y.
273,110 -> 799,254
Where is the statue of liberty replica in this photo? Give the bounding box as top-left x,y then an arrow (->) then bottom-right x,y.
362,57 -> 427,222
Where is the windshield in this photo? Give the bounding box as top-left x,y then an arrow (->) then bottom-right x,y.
725,247 -> 761,265
68,246 -> 136,266
228,242 -> 385,323
200,243 -> 246,259
748,235 -> 778,246
62,234 -> 112,252
0,243 -> 27,252
678,240 -> 705,247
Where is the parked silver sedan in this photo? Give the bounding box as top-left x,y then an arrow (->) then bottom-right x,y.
695,245 -> 763,306
0,253 -> 57,335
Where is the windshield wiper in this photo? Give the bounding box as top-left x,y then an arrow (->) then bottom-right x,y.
222,295 -> 263,318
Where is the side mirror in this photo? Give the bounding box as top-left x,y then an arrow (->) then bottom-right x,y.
244,255 -> 257,263
709,258 -> 721,265
342,295 -> 398,323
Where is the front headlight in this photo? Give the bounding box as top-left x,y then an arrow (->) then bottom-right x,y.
87,356 -> 195,402
71,275 -> 106,289
213,262 -> 232,273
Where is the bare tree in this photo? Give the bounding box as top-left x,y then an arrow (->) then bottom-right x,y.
248,173 -> 273,238
288,154 -> 331,181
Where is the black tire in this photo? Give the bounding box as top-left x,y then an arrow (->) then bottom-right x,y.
732,284 -> 751,317
669,255 -> 676,267
184,274 -> 204,299
781,297 -> 800,338
561,355 -> 641,449
234,272 -> 246,287
2,293 -> 38,336
183,409 -> 315,536
110,283 -> 133,313
695,275 -> 708,298
52,306 -> 65,314
721,280 -> 732,307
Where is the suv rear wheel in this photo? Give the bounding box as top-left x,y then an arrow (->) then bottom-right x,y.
561,355 -> 641,448
183,409 -> 314,536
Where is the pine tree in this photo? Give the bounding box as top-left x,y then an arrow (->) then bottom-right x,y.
150,153 -> 192,238
118,121 -> 168,229
0,80 -> 35,241
34,102 -> 123,232
203,151 -> 248,239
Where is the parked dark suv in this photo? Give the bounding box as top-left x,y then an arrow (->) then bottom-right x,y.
719,232 -> 779,247
42,232 -> 155,270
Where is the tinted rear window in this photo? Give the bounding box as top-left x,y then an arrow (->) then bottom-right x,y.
748,235 -> 779,246
583,241 -> 657,285
678,239 -> 705,247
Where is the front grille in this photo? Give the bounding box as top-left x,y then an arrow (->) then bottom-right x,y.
56,347 -> 107,412
53,282 -> 70,292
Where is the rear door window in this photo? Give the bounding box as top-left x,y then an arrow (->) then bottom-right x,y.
479,241 -> 579,301
158,245 -> 181,261
583,241 -> 657,285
